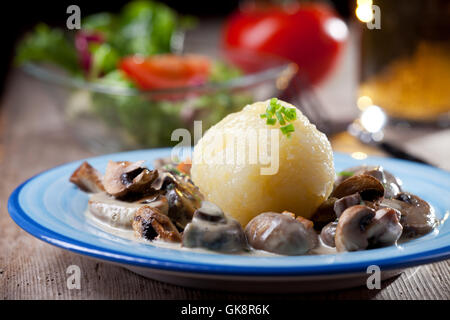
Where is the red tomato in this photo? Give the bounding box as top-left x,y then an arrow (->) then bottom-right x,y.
223,3 -> 348,85
119,55 -> 211,90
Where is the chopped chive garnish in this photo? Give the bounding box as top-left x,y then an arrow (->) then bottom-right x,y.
338,170 -> 354,177
280,123 -> 295,137
275,111 -> 286,125
285,108 -> 297,121
266,118 -> 276,125
260,98 -> 297,137
268,98 -> 277,113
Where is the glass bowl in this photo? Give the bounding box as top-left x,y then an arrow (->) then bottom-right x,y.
22,50 -> 295,153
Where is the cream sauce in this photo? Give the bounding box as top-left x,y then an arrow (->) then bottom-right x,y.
88,192 -> 143,229
85,194 -> 337,256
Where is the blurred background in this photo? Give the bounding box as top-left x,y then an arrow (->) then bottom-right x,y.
0,0 -> 449,170
0,0 -> 351,84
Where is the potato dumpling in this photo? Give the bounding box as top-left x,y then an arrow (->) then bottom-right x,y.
191,100 -> 335,226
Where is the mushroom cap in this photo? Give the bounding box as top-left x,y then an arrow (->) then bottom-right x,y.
103,160 -> 157,198
164,172 -> 204,230
182,202 -> 247,253
194,201 -> 226,223
334,193 -> 362,218
366,208 -> 403,246
380,193 -> 437,237
245,212 -> 318,255
335,205 -> 405,252
335,205 -> 376,252
331,174 -> 384,201
311,197 -> 338,231
335,165 -> 402,198
320,220 -> 338,247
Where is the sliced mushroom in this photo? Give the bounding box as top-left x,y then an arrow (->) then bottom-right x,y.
97,163 -> 202,233
336,165 -> 402,198
379,192 -> 437,237
150,170 -> 173,190
245,212 -> 318,255
368,168 -> 402,198
132,205 -> 181,242
334,193 -> 362,218
88,192 -> 169,229
320,220 -> 338,247
335,205 -> 376,252
366,208 -> 403,247
88,192 -> 144,229
103,160 -> 158,198
312,190 -> 365,233
163,172 -> 204,231
331,174 -> 384,201
70,161 -> 105,193
335,205 -> 404,252
363,168 -> 385,183
311,197 -> 338,231
137,193 -> 169,215
182,201 -> 247,253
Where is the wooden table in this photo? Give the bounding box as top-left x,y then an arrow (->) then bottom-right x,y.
0,70 -> 449,300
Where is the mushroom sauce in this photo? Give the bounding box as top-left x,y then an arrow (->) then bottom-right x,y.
85,201 -> 336,256
71,160 -> 439,257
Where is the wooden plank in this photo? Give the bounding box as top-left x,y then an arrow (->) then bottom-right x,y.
0,70 -> 449,300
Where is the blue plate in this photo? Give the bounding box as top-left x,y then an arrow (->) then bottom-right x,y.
8,149 -> 450,291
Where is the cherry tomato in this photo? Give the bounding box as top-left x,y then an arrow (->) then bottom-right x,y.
223,2 -> 348,85
119,54 -> 211,90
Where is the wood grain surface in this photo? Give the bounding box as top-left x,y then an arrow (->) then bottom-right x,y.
0,71 -> 449,300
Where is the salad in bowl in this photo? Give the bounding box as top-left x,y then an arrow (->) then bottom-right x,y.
16,0 -> 293,151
